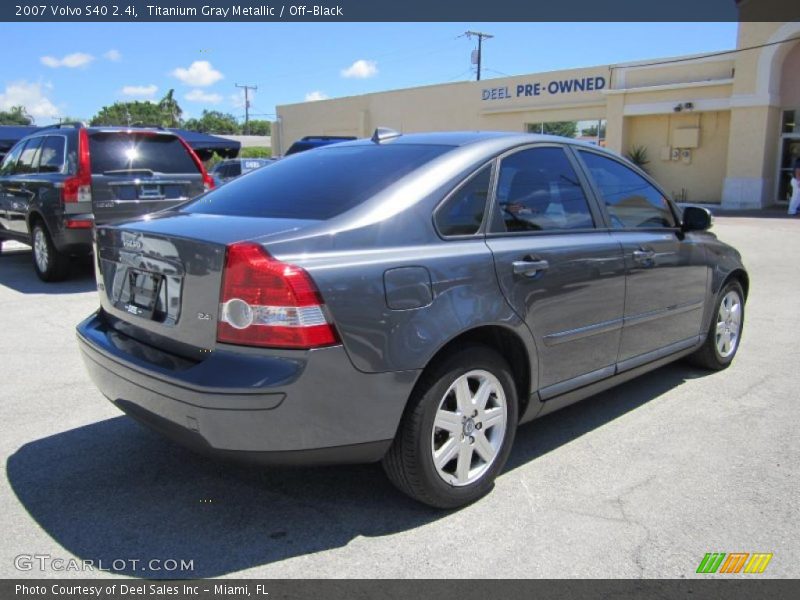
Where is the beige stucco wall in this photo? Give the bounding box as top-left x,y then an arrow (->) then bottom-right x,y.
780,41 -> 800,108
624,112 -> 730,203
277,65 -> 612,152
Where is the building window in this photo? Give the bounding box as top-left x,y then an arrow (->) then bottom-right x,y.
526,119 -> 606,146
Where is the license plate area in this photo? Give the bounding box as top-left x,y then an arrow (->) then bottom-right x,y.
123,269 -> 166,320
139,184 -> 163,199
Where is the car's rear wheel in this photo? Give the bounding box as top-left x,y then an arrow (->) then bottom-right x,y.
687,280 -> 745,370
383,345 -> 518,508
32,222 -> 69,282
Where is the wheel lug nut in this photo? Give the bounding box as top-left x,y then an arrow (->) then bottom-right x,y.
469,436 -> 475,444
476,423 -> 482,430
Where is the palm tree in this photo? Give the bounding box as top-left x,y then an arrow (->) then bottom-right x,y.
158,89 -> 182,128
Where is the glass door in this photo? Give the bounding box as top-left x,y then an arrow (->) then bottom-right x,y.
778,110 -> 800,204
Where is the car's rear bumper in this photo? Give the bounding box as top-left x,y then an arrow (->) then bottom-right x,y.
76,311 -> 418,465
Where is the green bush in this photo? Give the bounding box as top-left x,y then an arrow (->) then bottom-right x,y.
239,146 -> 272,158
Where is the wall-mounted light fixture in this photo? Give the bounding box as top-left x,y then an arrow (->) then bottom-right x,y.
674,102 -> 694,112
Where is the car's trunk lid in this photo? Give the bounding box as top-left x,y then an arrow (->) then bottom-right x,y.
95,213 -> 316,358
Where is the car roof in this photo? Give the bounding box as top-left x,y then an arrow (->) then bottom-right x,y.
333,130 -> 616,156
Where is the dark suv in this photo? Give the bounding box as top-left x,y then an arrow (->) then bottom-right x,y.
284,135 -> 356,156
209,157 -> 274,185
0,124 -> 214,281
77,131 -> 747,508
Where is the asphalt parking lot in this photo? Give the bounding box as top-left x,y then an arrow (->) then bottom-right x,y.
0,215 -> 798,579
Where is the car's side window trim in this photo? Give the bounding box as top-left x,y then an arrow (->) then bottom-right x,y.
484,142 -> 604,238
572,146 -> 682,231
432,159 -> 497,240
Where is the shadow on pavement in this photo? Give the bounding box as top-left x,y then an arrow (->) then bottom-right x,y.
7,362 -> 707,578
0,247 -> 95,294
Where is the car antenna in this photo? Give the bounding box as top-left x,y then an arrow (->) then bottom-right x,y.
371,127 -> 401,144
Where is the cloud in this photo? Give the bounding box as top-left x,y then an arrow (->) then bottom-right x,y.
341,59 -> 378,79
229,89 -> 255,109
40,52 -> 94,68
185,89 -> 222,104
104,49 -> 122,61
121,84 -> 158,98
171,61 -> 223,87
0,81 -> 59,121
304,91 -> 329,102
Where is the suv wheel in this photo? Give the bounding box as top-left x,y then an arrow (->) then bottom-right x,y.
32,222 -> 69,282
687,280 -> 745,370
383,345 -> 518,508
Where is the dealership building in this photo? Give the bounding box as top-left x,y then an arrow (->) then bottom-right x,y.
274,21 -> 800,209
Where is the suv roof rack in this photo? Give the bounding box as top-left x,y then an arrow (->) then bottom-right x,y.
40,121 -> 87,130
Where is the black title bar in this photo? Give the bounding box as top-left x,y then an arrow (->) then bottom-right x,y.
2,0 -> 799,22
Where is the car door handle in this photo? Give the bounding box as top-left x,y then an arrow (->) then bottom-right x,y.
632,248 -> 656,262
512,259 -> 549,277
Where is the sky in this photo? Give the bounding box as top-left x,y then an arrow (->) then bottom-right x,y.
0,22 -> 739,125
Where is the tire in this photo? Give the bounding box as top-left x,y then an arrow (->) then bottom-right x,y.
31,222 -> 69,282
686,280 -> 745,371
383,344 -> 519,509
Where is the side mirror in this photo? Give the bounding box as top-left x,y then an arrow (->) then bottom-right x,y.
682,206 -> 713,232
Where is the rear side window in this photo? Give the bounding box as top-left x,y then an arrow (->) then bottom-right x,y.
494,147 -> 594,232
38,136 -> 66,173
578,151 -> 676,229
184,144 -> 452,220
0,142 -> 24,176
17,137 -> 44,174
89,133 -> 198,174
435,165 -> 492,236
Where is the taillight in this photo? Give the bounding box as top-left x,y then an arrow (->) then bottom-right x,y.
65,219 -> 93,229
178,137 -> 215,191
62,128 -> 92,203
217,242 -> 338,349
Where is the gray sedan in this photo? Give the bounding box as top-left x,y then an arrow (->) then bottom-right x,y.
77,130 -> 747,508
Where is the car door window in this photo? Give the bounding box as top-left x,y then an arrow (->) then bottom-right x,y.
493,147 -> 594,232
16,138 -> 44,175
578,151 -> 676,229
38,136 -> 66,174
435,164 -> 492,236
0,142 -> 25,176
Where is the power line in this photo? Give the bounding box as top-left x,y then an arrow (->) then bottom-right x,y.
610,35 -> 800,71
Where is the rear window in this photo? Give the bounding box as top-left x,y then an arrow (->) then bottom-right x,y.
183,144 -> 452,220
89,133 -> 198,174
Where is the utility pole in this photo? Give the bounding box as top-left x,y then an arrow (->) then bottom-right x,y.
465,30 -> 493,81
235,83 -> 258,134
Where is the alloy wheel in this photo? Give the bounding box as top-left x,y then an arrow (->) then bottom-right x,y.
715,290 -> 742,358
430,369 -> 507,486
33,228 -> 49,274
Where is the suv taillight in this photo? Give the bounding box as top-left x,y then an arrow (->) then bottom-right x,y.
62,128 -> 92,204
217,243 -> 338,349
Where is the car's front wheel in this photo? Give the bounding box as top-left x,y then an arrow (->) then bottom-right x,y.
31,222 -> 69,282
687,280 -> 745,370
383,345 -> 518,508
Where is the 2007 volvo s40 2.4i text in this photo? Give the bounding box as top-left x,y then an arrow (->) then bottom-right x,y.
77,130 -> 747,508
